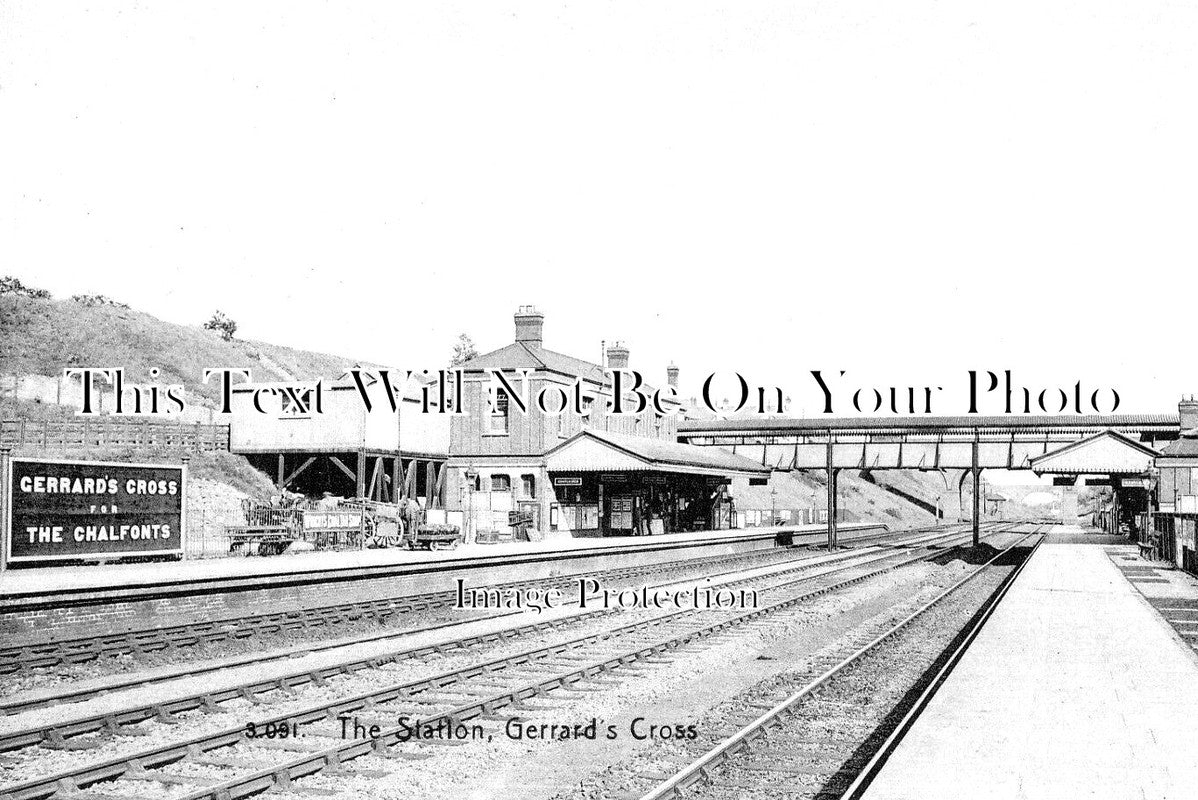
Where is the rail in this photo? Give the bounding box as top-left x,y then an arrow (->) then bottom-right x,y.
0,524 -> 1001,799
636,528 -> 1044,800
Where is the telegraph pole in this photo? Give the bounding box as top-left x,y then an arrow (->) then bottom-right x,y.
826,431 -> 837,552
0,446 -> 9,575
972,432 -> 980,547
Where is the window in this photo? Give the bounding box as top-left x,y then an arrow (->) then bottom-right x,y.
491,474 -> 511,492
490,388 -> 510,434
580,396 -> 593,427
280,389 -> 311,417
521,474 -> 536,498
654,413 -> 663,437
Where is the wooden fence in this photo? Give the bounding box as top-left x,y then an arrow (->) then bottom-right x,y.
0,417 -> 230,452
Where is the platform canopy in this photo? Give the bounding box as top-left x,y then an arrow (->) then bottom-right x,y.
545,429 -> 770,478
1029,429 -> 1160,476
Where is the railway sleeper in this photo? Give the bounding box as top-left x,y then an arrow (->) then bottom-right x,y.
50,777 -> 158,800
42,729 -> 106,751
238,687 -> 266,705
153,706 -> 180,725
269,771 -> 338,797
200,695 -> 228,714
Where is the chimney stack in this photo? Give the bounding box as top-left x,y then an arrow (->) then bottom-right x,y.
666,363 -> 680,389
514,305 -> 544,346
606,342 -> 630,371
1181,396 -> 1198,432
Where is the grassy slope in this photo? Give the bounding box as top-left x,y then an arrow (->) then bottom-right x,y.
0,294 -> 378,407
810,469 -> 942,528
0,294 -> 370,515
1,294 -> 944,527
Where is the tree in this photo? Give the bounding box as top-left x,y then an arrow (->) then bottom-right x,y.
0,275 -> 51,298
450,333 -> 479,366
204,310 -> 238,341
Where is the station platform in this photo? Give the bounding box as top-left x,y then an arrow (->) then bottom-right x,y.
0,523 -> 881,599
0,522 -> 884,647
861,525 -> 1198,800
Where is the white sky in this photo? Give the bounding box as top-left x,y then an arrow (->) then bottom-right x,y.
2,1 -> 1195,416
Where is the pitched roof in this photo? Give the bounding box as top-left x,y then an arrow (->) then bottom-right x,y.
458,342 -> 606,380
1028,429 -> 1160,474
679,414 -> 1180,435
1159,436 -> 1198,457
545,428 -> 770,476
458,342 -> 677,405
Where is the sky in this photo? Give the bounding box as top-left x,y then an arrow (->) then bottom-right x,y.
2,1 -> 1196,418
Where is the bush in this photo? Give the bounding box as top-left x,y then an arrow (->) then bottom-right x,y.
0,275 -> 51,299
203,310 -> 238,341
450,333 -> 479,366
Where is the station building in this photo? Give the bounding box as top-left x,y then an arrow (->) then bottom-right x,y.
227,370 -> 450,507
1149,398 -> 1198,572
445,307 -> 769,539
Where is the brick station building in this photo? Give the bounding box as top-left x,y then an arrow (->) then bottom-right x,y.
445,307 -> 768,540
1149,398 -> 1198,572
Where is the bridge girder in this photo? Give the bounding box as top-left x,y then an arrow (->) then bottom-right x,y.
684,431 -> 1162,471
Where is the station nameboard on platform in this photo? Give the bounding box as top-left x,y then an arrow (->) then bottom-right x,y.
4,458 -> 186,564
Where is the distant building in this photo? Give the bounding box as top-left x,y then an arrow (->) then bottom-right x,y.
730,471 -> 825,528
1150,398 -> 1198,572
446,306 -> 768,539
984,489 -> 1008,519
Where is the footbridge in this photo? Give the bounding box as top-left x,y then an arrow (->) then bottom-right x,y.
678,413 -> 1182,547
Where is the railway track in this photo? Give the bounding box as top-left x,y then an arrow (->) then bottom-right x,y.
0,524 -> 915,677
0,522 -> 1018,800
0,524 -> 982,750
628,527 -> 1045,800
0,524 -> 971,715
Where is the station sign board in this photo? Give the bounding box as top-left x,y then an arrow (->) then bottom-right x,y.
4,458 -> 186,564
507,510 -> 535,527
302,508 -> 363,532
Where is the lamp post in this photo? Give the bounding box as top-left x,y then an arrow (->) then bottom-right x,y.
1146,467 -> 1159,557
464,466 -> 478,544
0,445 -> 9,575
